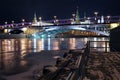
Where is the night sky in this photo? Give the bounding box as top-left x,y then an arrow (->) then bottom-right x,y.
0,0 -> 120,24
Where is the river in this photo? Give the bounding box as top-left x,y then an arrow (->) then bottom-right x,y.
0,37 -> 109,76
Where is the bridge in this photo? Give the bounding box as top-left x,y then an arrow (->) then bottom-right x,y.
0,15 -> 120,38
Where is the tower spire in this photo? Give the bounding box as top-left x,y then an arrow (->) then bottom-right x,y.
75,7 -> 80,24
33,13 -> 37,23
84,12 -> 86,20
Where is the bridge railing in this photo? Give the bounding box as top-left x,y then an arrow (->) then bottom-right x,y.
65,42 -> 90,80
0,16 -> 120,29
65,41 -> 110,80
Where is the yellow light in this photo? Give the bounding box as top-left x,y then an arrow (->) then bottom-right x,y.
110,23 -> 119,29
4,29 -> 8,33
22,28 -> 27,32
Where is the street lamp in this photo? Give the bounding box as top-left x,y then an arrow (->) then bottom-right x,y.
5,21 -> 7,25
39,17 -> 42,21
22,19 -> 25,22
11,20 -> 14,27
4,21 -> 8,28
22,19 -> 25,26
54,16 -> 57,20
106,15 -> 111,23
94,12 -> 98,17
72,13 -> 75,21
54,16 -> 57,25
12,20 -> 14,24
72,14 -> 75,18
39,17 -> 42,26
94,12 -> 98,22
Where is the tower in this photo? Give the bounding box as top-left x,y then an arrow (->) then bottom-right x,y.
75,7 -> 80,24
33,13 -> 37,23
84,12 -> 86,20
101,16 -> 104,23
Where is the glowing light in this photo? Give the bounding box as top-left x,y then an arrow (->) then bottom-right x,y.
4,29 -> 8,33
22,19 -> 25,22
33,39 -> 37,52
84,38 -> 88,44
53,41 -> 59,50
107,15 -> 111,19
5,22 -> 7,25
12,21 -> 14,24
42,38 -> 44,50
21,39 -> 27,50
48,35 -> 51,37
110,23 -> 119,29
48,38 -> 51,50
60,38 -> 64,41
94,12 -> 98,15
41,34 -> 44,38
69,38 -> 76,49
72,14 -> 75,17
39,17 -> 42,21
22,28 -> 27,32
93,38 -> 97,48
37,40 -> 42,51
32,21 -> 53,26
54,16 -> 57,19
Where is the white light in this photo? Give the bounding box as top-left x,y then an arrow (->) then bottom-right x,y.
22,28 -> 27,32
48,38 -> 51,50
41,35 -> 44,37
42,38 -> 44,50
33,39 -> 37,52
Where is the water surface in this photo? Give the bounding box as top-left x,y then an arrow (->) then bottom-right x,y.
0,37 -> 109,75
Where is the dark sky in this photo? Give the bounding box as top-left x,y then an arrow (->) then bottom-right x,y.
0,0 -> 120,24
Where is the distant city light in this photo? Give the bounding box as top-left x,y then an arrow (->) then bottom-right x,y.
12,20 -> 14,24
39,17 -> 42,21
107,15 -> 111,19
5,21 -> 7,25
94,12 -> 98,16
22,19 -> 25,22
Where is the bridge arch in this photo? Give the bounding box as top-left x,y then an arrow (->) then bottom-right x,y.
32,25 -> 110,38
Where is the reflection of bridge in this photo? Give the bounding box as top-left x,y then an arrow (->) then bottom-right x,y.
0,16 -> 120,38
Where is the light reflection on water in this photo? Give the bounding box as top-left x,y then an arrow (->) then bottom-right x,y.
0,37 -> 109,75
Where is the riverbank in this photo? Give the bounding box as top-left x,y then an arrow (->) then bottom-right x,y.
2,50 -> 67,80
85,52 -> 120,80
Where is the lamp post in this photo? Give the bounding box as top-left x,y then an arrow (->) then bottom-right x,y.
39,17 -> 42,26
12,20 -> 14,24
54,16 -> 58,25
71,14 -> 75,24
22,19 -> 25,22
106,15 -> 111,23
72,14 -> 75,20
39,17 -> 42,21
54,16 -> 57,19
5,21 -> 7,27
94,12 -> 98,23
11,20 -> 14,27
22,19 -> 25,26
5,21 -> 7,25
